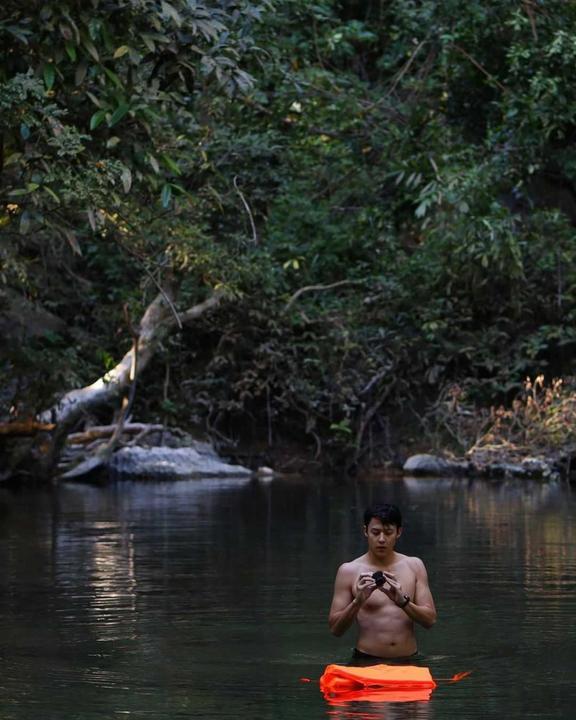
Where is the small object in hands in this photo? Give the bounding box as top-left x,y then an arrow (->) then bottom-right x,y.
372,570 -> 385,587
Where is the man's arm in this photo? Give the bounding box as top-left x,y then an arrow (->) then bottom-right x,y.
328,564 -> 375,636
328,564 -> 359,637
402,557 -> 437,629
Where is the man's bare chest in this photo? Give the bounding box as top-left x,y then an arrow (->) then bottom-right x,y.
354,563 -> 416,607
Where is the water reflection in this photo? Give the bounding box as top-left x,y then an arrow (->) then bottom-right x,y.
54,521 -> 138,642
326,700 -> 431,720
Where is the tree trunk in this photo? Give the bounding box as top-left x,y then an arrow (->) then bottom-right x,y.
31,288 -> 225,479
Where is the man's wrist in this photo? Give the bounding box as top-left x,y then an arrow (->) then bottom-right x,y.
397,594 -> 410,609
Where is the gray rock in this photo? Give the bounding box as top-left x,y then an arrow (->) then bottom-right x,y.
109,446 -> 252,479
484,462 -> 525,478
256,466 -> 276,477
521,458 -> 552,477
485,459 -> 555,479
403,453 -> 468,476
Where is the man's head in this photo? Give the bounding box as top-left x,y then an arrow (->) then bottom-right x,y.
363,503 -> 403,557
363,503 -> 402,530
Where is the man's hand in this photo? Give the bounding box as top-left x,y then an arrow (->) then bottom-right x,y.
376,570 -> 405,606
353,571 -> 378,607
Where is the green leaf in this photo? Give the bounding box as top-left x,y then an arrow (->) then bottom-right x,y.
161,154 -> 182,176
161,183 -> 172,208
83,37 -> 100,62
65,42 -> 77,61
43,63 -> 56,90
43,186 -> 61,204
75,61 -> 88,86
161,1 -> 183,26
103,67 -> 123,89
63,228 -> 82,255
415,200 -> 429,218
5,25 -> 32,44
140,34 -> 156,53
8,182 -> 39,197
90,109 -> 107,130
108,102 -> 130,127
85,91 -> 103,108
4,152 -> 22,167
148,154 -> 160,174
121,167 -> 132,193
113,45 -> 131,59
62,11 -> 81,43
19,210 -> 32,235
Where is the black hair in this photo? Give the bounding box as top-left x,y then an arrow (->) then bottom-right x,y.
363,503 -> 402,529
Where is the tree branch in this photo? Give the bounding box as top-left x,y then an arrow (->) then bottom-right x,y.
283,280 -> 360,313
233,176 -> 258,245
451,44 -> 507,93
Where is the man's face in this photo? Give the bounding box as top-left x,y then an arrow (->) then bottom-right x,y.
364,517 -> 402,556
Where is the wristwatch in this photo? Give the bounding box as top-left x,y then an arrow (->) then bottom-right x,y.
399,594 -> 410,609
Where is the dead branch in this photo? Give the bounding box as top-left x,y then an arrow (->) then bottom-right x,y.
125,425 -> 161,447
0,421 -> 56,436
354,384 -> 394,461
233,176 -> 258,245
34,287 -> 227,479
177,288 -> 226,325
283,280 -> 360,313
67,423 -> 165,444
40,288 -> 225,427
98,304 -> 141,461
523,1 -> 538,41
388,40 -> 427,97
451,44 -> 507,93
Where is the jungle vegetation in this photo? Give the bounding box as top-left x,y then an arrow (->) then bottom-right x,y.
2,0 -> 576,476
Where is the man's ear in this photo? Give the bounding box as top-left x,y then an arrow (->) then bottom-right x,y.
363,524 -> 368,538
397,526 -> 403,539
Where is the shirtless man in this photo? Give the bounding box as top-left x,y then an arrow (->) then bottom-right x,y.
328,503 -> 436,660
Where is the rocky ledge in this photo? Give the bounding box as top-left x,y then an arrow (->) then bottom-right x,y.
56,426 -> 254,481
403,452 -> 568,481
108,445 -> 253,479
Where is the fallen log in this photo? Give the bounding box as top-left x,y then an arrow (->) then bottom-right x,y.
27,287 -> 227,480
59,455 -> 108,479
0,421 -> 56,436
67,423 -> 165,444
39,289 -> 224,426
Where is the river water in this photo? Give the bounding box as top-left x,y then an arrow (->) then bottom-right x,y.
0,474 -> 575,720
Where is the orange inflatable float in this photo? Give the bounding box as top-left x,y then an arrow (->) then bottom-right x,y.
320,663 -> 437,704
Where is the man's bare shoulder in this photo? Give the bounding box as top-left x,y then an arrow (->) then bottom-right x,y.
336,555 -> 370,576
401,554 -> 427,573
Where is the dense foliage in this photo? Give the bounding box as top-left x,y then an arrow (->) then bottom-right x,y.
3,0 -> 576,469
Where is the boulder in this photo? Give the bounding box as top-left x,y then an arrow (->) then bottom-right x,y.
403,453 -> 468,476
109,446 -> 252,479
482,458 -> 558,480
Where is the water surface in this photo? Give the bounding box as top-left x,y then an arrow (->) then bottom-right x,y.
1,474 -> 574,719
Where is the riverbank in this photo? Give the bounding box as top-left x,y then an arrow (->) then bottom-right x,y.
3,374 -> 576,484
401,449 -> 573,482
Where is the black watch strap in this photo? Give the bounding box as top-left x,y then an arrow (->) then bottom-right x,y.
399,594 -> 410,608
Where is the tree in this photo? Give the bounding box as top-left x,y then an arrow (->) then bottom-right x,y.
5,0 -> 576,479
0,0 -> 271,476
